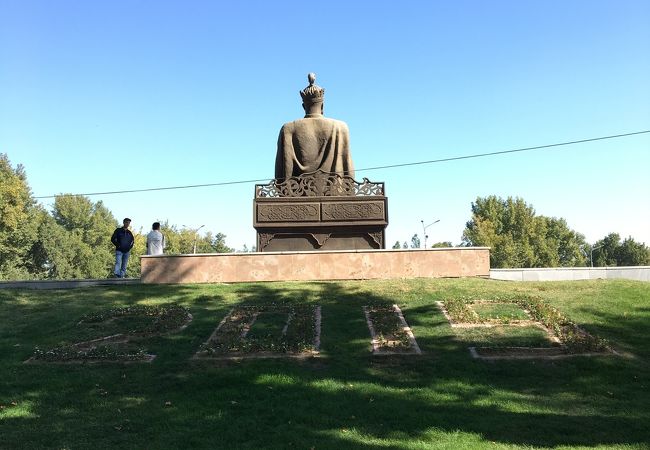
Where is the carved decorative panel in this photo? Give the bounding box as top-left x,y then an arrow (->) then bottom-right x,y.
322,201 -> 385,221
257,203 -> 320,222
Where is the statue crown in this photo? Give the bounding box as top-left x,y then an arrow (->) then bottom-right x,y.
300,72 -> 325,103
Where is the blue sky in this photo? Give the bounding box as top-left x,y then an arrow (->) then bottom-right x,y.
1,0 -> 649,250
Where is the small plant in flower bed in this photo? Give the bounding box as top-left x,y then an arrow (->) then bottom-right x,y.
31,304 -> 190,362
519,297 -> 609,353
366,305 -> 412,350
443,296 -> 480,323
199,305 -> 317,356
32,343 -> 150,362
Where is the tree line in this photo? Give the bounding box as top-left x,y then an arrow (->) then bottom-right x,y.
2,154 -> 648,279
0,154 -> 234,280
395,195 -> 649,268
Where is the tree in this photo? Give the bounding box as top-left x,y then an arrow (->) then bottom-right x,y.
0,154 -> 41,279
592,233 -> 650,266
208,232 -> 233,253
410,234 -> 421,249
159,224 -> 233,255
616,237 -> 650,266
392,241 -> 401,249
462,195 -> 587,268
48,195 -> 118,278
1,154 -> 235,280
592,233 -> 620,267
430,241 -> 453,248
539,217 -> 587,267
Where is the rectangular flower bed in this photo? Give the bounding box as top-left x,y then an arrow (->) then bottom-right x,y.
437,297 -> 615,360
195,305 -> 321,359
363,304 -> 421,355
27,305 -> 192,363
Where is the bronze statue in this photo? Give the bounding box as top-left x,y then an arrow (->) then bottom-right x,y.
274,73 -> 355,181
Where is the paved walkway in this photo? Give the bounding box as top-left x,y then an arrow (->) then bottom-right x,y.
0,278 -> 140,290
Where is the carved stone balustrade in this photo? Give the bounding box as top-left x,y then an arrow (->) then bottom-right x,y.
253,172 -> 388,252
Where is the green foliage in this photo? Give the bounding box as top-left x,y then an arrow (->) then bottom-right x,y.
45,195 -> 118,278
0,154 -> 234,280
462,195 -> 587,268
592,233 -> 650,267
471,302 -> 530,321
392,241 -> 401,249
410,233 -> 420,249
592,232 -> 620,266
0,154 -> 41,279
616,236 -> 650,266
431,241 -> 453,248
159,223 -> 233,255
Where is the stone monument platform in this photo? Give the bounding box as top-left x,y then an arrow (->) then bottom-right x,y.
254,172 -> 388,251
140,247 -> 490,284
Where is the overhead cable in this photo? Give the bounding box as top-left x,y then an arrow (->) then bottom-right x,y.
33,130 -> 650,199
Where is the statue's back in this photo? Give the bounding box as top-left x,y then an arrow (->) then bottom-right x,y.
276,116 -> 353,179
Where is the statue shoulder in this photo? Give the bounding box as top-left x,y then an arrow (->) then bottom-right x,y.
279,120 -> 298,132
325,117 -> 350,131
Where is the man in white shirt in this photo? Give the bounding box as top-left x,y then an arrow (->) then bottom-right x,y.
146,222 -> 166,255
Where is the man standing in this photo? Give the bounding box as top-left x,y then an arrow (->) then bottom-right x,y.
111,218 -> 134,278
146,222 -> 166,256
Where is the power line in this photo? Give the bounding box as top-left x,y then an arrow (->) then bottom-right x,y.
358,130 -> 650,172
34,130 -> 650,199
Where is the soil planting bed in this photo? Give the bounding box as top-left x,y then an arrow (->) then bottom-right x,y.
195,305 -> 321,360
437,298 -> 616,360
363,304 -> 421,355
28,305 -> 192,363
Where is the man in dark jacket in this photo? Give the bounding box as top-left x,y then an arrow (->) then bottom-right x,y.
111,218 -> 135,278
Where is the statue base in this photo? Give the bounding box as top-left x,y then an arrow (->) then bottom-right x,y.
253,173 -> 388,252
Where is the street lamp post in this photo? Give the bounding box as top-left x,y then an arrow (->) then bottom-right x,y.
590,244 -> 603,268
420,219 -> 440,249
193,225 -> 205,254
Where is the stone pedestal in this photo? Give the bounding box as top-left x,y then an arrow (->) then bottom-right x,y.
253,173 -> 388,252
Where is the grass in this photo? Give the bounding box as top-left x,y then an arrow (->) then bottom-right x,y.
458,325 -> 557,349
0,278 -> 649,449
471,302 -> 530,321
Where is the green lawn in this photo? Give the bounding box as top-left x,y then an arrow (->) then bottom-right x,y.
471,302 -> 531,321
0,278 -> 648,449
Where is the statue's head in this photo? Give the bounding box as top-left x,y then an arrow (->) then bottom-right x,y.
300,72 -> 325,115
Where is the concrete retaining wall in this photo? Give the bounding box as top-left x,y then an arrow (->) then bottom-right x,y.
141,247 -> 490,284
490,266 -> 650,282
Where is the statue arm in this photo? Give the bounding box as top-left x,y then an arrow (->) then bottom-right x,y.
341,123 -> 355,179
275,125 -> 291,180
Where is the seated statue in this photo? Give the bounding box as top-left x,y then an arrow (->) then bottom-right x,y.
275,73 -> 355,181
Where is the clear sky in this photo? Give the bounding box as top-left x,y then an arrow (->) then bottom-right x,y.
1,0 -> 649,250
